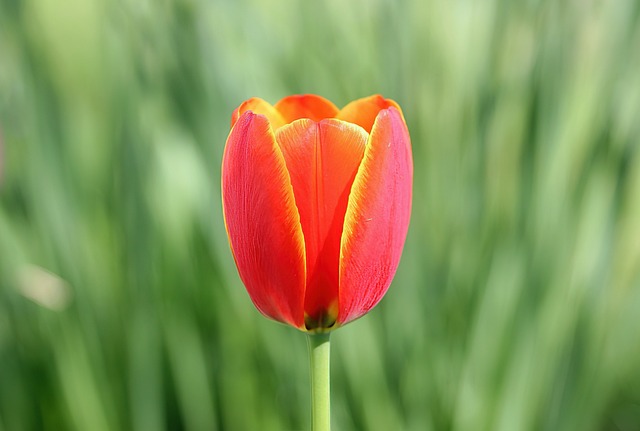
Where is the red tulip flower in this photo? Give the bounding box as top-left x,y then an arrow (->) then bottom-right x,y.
222,94 -> 412,332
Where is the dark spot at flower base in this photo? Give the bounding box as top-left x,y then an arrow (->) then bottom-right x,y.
304,311 -> 337,332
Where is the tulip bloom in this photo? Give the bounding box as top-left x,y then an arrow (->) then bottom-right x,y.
222,94 -> 412,332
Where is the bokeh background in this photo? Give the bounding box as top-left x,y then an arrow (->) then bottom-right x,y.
1,0 -> 640,430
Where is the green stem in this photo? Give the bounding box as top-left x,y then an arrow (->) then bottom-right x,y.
307,332 -> 331,431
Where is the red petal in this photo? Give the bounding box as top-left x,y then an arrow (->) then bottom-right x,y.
336,95 -> 403,133
274,94 -> 339,123
231,98 -> 287,130
337,108 -> 413,325
276,119 -> 367,329
222,112 -> 306,328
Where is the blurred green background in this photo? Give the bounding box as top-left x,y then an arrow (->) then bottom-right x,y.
1,0 -> 640,430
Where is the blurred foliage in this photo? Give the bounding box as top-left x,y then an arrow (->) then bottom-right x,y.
1,0 -> 640,430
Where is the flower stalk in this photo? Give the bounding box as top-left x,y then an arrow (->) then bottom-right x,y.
308,333 -> 331,431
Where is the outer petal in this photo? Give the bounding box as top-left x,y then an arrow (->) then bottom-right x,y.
222,112 -> 306,328
276,119 -> 367,330
336,95 -> 402,133
337,107 -> 413,325
231,97 -> 287,130
274,94 -> 339,123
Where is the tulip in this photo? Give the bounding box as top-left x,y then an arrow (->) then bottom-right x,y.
222,94 -> 412,332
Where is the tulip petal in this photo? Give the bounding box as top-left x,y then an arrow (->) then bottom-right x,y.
222,112 -> 306,328
274,94 -> 339,123
338,108 -> 413,325
231,97 -> 287,130
276,119 -> 367,329
336,95 -> 403,133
